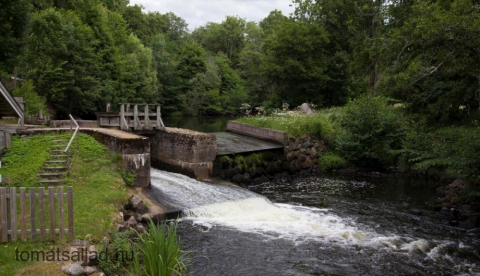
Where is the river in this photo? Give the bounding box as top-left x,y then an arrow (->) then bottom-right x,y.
149,169 -> 480,276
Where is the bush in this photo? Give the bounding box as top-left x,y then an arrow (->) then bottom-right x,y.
98,229 -> 137,275
319,152 -> 348,172
336,95 -> 408,167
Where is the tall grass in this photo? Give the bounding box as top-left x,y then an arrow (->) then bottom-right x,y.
133,220 -> 187,276
236,113 -> 336,139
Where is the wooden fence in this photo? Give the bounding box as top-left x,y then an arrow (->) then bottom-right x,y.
0,186 -> 74,242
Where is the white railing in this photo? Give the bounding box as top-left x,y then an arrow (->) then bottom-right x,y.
64,115 -> 79,170
64,115 -> 79,153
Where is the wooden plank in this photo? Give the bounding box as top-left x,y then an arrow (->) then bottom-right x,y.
48,187 -> 55,241
133,104 -> 139,130
10,187 -> 17,241
0,187 -> 7,242
58,187 -> 64,241
20,188 -> 26,242
144,105 -> 151,129
67,187 -> 74,240
39,188 -> 46,241
29,188 -> 36,242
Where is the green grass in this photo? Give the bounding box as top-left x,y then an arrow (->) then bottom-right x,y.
133,221 -> 187,276
0,133 -> 129,275
236,113 -> 336,139
0,134 -> 54,186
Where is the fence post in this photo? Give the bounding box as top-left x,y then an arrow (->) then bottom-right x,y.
49,187 -> 55,241
10,187 -> 17,242
29,188 -> 36,242
67,187 -> 74,240
39,187 -> 46,241
0,187 -> 7,242
20,188 -> 26,242
58,186 -> 64,241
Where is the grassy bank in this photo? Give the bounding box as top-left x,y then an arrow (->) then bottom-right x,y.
0,133 -> 128,275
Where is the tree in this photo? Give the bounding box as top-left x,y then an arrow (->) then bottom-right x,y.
378,0 -> 480,121
0,0 -> 30,74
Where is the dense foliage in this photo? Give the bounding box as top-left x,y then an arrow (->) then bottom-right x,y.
1,0 -> 478,121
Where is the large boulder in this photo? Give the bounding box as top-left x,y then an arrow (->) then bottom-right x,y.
61,263 -> 84,276
299,103 -> 315,115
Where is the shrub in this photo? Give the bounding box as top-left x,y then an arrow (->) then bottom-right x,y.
336,95 -> 408,167
319,152 -> 348,172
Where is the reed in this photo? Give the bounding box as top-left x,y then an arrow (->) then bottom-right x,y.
133,220 -> 187,276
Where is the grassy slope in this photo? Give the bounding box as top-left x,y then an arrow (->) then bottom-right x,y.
0,133 -> 128,275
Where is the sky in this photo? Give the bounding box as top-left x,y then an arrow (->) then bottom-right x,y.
129,0 -> 295,30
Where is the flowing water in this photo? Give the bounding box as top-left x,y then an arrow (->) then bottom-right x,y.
149,169 -> 480,276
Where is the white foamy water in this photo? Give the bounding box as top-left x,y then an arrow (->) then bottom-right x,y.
150,169 -> 448,252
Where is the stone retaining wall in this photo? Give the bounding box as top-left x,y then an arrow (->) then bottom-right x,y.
213,135 -> 327,186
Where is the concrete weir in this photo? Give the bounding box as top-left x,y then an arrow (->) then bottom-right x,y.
147,127 -> 217,180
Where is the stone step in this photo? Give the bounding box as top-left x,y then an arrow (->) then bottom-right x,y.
50,155 -> 68,158
45,160 -> 67,163
52,144 -> 67,148
38,179 -> 64,185
52,139 -> 68,143
41,167 -> 68,171
37,173 -> 65,178
51,150 -> 67,153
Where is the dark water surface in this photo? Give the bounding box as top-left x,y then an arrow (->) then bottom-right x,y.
162,117 -> 234,133
170,174 -> 480,276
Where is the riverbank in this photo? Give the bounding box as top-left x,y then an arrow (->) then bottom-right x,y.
0,133 -> 128,275
231,99 -> 480,230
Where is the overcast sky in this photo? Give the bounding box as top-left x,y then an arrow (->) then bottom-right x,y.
129,0 -> 295,30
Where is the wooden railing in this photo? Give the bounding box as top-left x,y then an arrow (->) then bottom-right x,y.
0,186 -> 74,242
119,103 -> 165,131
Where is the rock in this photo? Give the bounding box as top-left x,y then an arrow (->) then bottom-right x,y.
130,195 -> 147,213
409,208 -> 423,216
301,157 -> 313,169
3,177 -> 13,184
125,216 -> 137,227
101,236 -> 110,245
123,210 -> 135,221
299,148 -> 307,154
309,148 -> 317,159
287,151 -> 296,161
242,173 -> 252,184
232,174 -> 243,184
71,239 -> 89,248
88,245 -> 96,254
84,266 -> 100,275
61,263 -> 84,276
284,146 -> 290,154
136,224 -> 147,233
141,213 -> 153,222
299,103 -> 315,115
460,215 -> 480,230
303,141 -> 313,148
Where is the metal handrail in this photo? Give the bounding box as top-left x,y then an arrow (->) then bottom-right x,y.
64,115 -> 79,153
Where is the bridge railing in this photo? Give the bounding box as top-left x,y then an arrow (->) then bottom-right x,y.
119,103 -> 165,131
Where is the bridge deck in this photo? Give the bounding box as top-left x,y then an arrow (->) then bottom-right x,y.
214,132 -> 284,156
